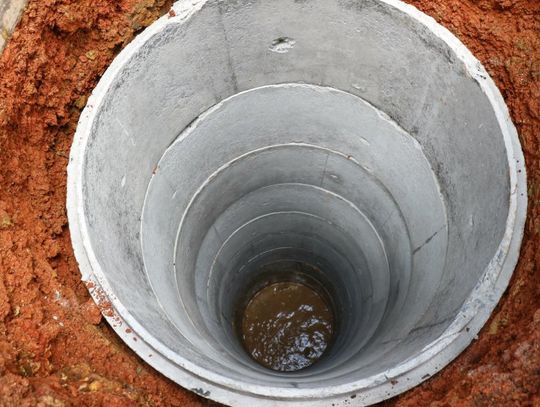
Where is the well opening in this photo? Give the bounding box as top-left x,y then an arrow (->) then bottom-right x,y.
67,0 -> 526,405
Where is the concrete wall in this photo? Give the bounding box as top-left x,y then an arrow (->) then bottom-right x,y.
0,0 -> 27,52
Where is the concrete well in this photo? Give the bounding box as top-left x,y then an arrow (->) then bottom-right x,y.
67,0 -> 527,405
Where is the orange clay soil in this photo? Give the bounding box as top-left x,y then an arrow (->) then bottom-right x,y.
0,0 -> 538,406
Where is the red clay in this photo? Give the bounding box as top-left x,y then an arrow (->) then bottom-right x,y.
0,0 -> 538,406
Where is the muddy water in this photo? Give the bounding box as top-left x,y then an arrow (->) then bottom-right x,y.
241,281 -> 334,372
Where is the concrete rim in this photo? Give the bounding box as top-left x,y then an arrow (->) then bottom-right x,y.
66,0 -> 527,405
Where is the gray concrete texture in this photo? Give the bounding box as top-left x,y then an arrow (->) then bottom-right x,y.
67,0 -> 527,406
0,0 -> 26,52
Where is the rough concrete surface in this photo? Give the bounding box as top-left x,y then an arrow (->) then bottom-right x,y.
0,0 -> 26,51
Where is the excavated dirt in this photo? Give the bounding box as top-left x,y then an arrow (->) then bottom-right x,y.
0,0 -> 538,405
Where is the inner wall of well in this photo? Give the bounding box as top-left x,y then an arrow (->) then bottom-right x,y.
82,0 -> 511,388
145,84 -> 444,381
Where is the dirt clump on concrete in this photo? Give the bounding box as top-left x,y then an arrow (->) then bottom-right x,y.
0,0 -> 538,406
